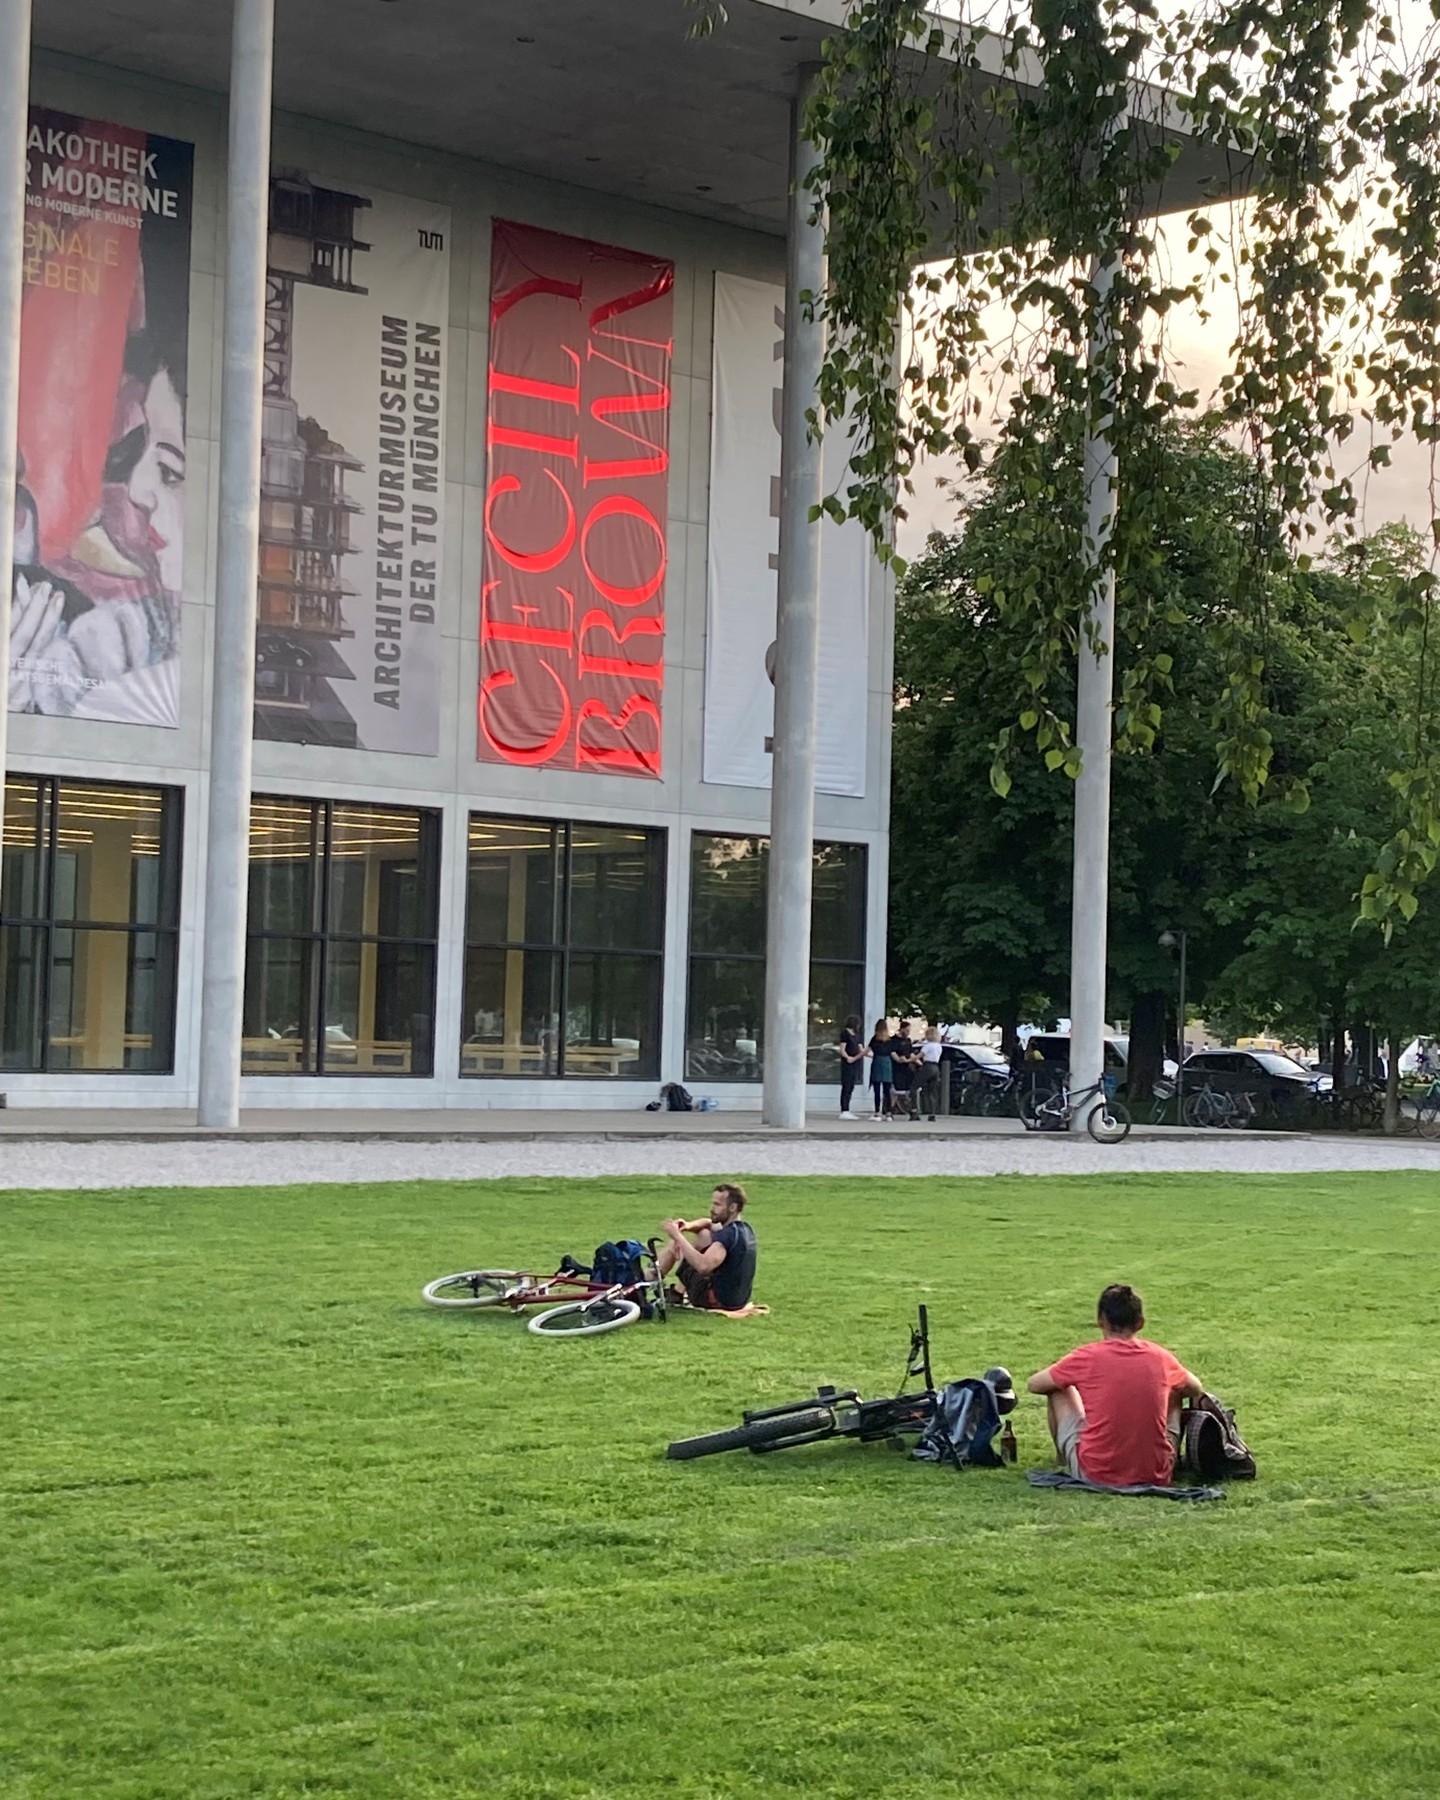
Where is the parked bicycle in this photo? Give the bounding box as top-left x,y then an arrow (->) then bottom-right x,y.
954,1065 -> 1060,1120
1021,1074 -> 1132,1142
667,1306 -> 940,1459
1182,1082 -> 1257,1129
1314,1080 -> 1384,1131
422,1239 -> 667,1337
1414,1076 -> 1440,1139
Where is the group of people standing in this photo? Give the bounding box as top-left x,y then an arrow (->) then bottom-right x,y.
836,1016 -> 946,1121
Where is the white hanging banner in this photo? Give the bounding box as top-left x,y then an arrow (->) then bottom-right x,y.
704,271 -> 870,796
254,176 -> 451,754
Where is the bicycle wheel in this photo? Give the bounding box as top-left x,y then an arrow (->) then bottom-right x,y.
666,1407 -> 836,1460
422,1270 -> 529,1309
1086,1096 -> 1131,1143
958,1072 -> 987,1116
527,1296 -> 641,1338
1018,1080 -> 1052,1127
1181,1094 -> 1209,1128
855,1394 -> 936,1439
1418,1103 -> 1440,1140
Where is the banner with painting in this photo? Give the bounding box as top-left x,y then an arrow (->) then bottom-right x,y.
8,107 -> 192,726
254,172 -> 450,753
704,270 -> 871,797
479,218 -> 674,778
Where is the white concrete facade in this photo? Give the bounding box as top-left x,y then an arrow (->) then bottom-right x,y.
4,50 -> 893,1111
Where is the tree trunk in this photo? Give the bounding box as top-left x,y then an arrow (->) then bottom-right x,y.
1331,996 -> 1347,1086
1354,1023 -> 1375,1085
1317,1022 -> 1331,1069
1384,1028 -> 1403,1134
1127,989 -> 1166,1103
998,1004 -> 1021,1068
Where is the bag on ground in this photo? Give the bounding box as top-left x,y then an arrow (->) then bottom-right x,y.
589,1238 -> 649,1288
912,1378 -> 1005,1469
660,1082 -> 694,1112
1179,1392 -> 1257,1481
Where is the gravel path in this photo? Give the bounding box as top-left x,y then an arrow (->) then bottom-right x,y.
2,1133 -> 1438,1189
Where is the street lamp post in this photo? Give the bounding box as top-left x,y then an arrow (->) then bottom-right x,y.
1158,930 -> 1188,1118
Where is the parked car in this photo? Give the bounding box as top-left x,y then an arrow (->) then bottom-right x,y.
942,1041 -> 1011,1111
1022,1034 -> 1131,1076
1181,1047 -> 1320,1117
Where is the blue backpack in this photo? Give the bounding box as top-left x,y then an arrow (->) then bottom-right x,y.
590,1239 -> 648,1288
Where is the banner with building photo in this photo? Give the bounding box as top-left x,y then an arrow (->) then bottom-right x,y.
704,271 -> 871,797
8,107 -> 193,727
254,173 -> 450,753
479,218 -> 674,779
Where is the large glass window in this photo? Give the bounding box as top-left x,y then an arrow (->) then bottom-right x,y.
243,798 -> 439,1075
463,815 -> 665,1079
686,835 -> 867,1083
0,777 -> 181,1072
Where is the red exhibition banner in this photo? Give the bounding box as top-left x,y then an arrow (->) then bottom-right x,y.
479,219 -> 674,777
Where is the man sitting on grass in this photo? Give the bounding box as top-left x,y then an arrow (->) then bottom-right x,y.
657,1183 -> 757,1312
1027,1283 -> 1204,1487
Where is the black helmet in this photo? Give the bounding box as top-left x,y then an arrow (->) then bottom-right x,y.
983,1365 -> 1018,1414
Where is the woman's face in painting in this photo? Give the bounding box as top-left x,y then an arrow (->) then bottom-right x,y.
124,367 -> 185,594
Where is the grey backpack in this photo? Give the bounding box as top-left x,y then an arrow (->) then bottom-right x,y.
912,1379 -> 1005,1469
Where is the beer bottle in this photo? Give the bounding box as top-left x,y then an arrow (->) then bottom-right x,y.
1000,1419 -> 1018,1464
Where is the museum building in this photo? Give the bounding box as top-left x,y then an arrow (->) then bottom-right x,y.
0,0 -> 892,1111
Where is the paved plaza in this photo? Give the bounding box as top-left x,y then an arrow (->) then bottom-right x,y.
0,1115 -> 1435,1188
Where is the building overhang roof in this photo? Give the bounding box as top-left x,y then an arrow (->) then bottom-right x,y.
33,0 -> 1242,238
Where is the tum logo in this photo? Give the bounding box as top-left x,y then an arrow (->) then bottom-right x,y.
418,229 -> 444,251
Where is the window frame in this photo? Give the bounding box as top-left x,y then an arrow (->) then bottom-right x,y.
461,813 -> 667,1081
0,775 -> 183,1074
685,832 -> 868,1084
243,795 -> 441,1077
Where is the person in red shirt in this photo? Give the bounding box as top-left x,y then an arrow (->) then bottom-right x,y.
1027,1283 -> 1205,1487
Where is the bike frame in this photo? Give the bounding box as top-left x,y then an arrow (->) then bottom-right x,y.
739,1306 -> 937,1444
1030,1077 -> 1106,1126
457,1238 -> 666,1313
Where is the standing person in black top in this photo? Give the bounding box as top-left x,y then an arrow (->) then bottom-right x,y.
890,1020 -> 919,1119
837,1013 -> 866,1119
657,1183 -> 758,1310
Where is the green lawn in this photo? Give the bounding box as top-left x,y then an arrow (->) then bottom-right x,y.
6,1172 -> 1440,1799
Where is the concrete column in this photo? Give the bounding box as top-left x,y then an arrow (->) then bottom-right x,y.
197,0 -> 275,1127
1067,252 -> 1117,1117
762,68 -> 826,1131
0,0 -> 32,873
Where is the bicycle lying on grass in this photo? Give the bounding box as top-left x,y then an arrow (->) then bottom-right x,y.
668,1306 -> 974,1459
1021,1075 -> 1132,1142
422,1239 -> 666,1337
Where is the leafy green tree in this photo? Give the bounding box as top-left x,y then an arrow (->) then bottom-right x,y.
803,0 -> 1440,924
892,428 -> 1440,1123
891,425 -> 1260,1091
1207,542 -> 1440,1126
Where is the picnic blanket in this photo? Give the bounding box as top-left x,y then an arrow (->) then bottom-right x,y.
1027,1469 -> 1225,1503
665,1284 -> 768,1320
